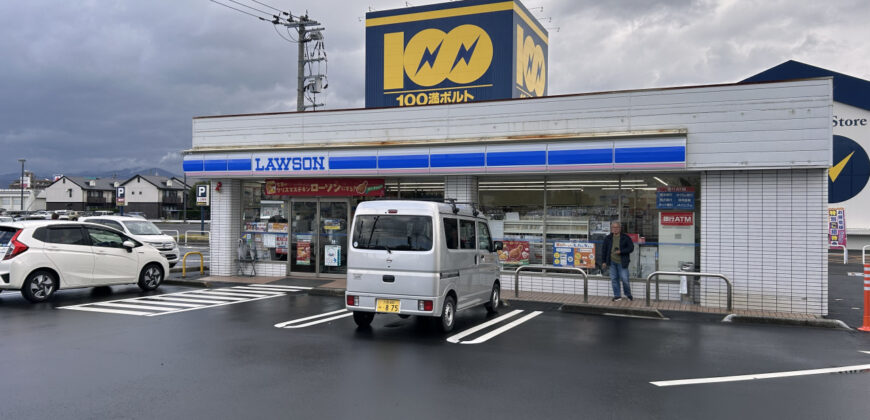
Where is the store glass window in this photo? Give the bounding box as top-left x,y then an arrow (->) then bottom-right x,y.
480,176 -> 545,265
241,182 -> 288,262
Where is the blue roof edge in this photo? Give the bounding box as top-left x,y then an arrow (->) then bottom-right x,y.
741,60 -> 870,111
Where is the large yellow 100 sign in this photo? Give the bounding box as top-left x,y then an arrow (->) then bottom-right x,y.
384,25 -> 494,89
516,25 -> 546,96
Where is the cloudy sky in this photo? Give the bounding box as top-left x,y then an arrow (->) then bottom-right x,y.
1,0 -> 868,178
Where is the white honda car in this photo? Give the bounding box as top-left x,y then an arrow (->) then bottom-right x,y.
0,221 -> 169,303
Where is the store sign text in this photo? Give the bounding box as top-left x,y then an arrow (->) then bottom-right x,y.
254,157 -> 326,172
661,213 -> 694,226
832,116 -> 868,127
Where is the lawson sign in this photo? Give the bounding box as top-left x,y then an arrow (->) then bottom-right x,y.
253,156 -> 327,172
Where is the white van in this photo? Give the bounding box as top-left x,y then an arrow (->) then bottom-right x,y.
345,200 -> 502,332
79,216 -> 180,267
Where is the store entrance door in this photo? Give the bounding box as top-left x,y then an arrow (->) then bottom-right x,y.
289,198 -> 350,278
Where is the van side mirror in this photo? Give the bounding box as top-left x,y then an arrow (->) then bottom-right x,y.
122,240 -> 135,252
494,241 -> 504,251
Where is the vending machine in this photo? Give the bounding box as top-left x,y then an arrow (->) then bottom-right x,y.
657,212 -> 696,272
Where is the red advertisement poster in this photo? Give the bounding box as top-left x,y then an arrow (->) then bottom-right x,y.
660,212 -> 694,226
497,241 -> 530,265
265,179 -> 385,197
296,240 -> 311,265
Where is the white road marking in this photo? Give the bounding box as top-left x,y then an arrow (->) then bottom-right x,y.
230,286 -> 300,293
244,284 -> 312,291
861,351 -> 870,355
459,311 -> 542,345
145,296 -> 227,305
89,302 -> 180,312
650,364 -> 870,387
59,286 -> 295,317
274,309 -> 352,328
446,310 -> 524,344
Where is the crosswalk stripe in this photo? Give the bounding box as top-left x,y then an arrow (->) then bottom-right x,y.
178,292 -> 247,301
89,302 -> 180,311
207,289 -> 277,297
231,286 -> 304,293
63,306 -> 152,316
247,284 -> 312,291
189,290 -> 272,298
132,299 -> 203,308
146,296 -> 227,305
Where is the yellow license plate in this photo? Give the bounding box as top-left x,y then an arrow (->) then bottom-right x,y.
376,299 -> 400,313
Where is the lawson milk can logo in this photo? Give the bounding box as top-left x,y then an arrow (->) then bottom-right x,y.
253,156 -> 327,172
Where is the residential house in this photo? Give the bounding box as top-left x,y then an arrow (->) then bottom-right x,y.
45,176 -> 117,211
121,175 -> 189,219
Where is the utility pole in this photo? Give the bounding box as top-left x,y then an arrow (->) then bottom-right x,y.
275,14 -> 327,111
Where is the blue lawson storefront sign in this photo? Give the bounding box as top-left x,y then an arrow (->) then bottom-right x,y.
182,137 -> 687,177
656,187 -> 695,210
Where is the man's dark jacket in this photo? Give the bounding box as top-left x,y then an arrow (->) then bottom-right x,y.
600,233 -> 634,268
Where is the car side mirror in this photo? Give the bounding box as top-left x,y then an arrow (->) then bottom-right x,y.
494,241 -> 504,251
122,240 -> 135,252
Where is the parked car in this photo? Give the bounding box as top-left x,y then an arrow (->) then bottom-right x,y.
126,212 -> 147,220
79,216 -> 180,267
0,221 -> 169,303
0,216 -> 13,223
345,200 -> 502,332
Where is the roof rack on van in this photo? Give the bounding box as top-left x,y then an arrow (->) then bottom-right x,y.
445,199 -> 479,217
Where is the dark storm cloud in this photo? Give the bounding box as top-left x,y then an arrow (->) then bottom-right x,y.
0,0 -> 867,177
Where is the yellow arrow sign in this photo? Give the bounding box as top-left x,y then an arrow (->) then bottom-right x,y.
830,151 -> 855,182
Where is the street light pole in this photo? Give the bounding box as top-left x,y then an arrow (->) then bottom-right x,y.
18,159 -> 25,212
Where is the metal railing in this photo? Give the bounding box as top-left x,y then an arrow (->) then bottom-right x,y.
830,244 -> 847,264
646,271 -> 733,311
184,230 -> 210,245
161,229 -> 180,241
182,251 -> 204,277
514,265 -> 589,303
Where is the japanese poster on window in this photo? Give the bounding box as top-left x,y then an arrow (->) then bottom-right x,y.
296,238 -> 311,265
276,235 -> 288,255
829,207 -> 847,249
497,241 -> 530,265
324,245 -> 341,267
553,242 -> 596,269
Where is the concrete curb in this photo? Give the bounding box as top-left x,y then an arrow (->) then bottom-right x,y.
560,303 -> 667,319
721,314 -> 853,330
308,287 -> 346,297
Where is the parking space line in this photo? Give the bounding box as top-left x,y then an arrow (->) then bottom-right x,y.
650,364 -> 870,387
459,311 -> 542,345
146,295 -> 283,317
861,351 -> 870,355
275,309 -> 351,329
446,310 -> 524,343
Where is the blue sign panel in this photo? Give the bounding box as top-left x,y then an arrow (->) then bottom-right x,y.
656,188 -> 695,210
365,0 -> 547,108
829,135 -> 870,203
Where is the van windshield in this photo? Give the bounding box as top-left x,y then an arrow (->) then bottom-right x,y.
353,215 -> 433,251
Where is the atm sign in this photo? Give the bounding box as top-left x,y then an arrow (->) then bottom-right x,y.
661,212 -> 694,226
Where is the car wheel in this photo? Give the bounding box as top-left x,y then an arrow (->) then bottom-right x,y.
440,295 -> 456,333
21,270 -> 57,303
484,282 -> 500,314
353,311 -> 374,328
138,263 -> 164,291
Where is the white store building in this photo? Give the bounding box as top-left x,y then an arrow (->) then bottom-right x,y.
183,78 -> 833,316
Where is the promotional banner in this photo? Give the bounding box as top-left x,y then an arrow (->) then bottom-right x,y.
829,207 -> 847,249
276,236 -> 288,255
296,238 -> 311,265
497,240 -> 529,265
324,245 -> 341,267
264,179 -> 385,197
553,242 -> 596,269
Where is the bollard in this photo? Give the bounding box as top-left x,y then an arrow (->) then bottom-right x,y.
860,265 -> 870,332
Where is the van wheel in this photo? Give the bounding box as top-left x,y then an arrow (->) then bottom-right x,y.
440,296 -> 456,333
353,311 -> 374,328
484,282 -> 500,314
21,270 -> 57,303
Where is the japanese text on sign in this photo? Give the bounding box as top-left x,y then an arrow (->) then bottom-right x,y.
829,207 -> 847,249
265,179 -> 385,197
395,89 -> 475,107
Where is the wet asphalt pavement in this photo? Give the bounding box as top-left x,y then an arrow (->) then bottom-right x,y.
0,282 -> 868,419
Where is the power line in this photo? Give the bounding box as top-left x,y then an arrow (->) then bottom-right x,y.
249,0 -> 284,14
209,0 -> 268,21
226,0 -> 274,17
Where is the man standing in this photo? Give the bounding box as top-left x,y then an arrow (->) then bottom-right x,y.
600,221 -> 634,301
